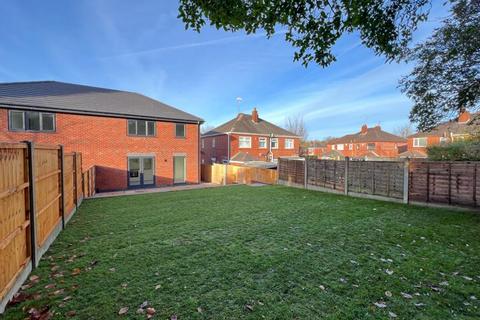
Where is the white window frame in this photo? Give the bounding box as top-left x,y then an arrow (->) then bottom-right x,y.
413,137 -> 427,147
259,137 -> 267,149
201,139 -> 205,149
239,136 -> 252,148
128,119 -> 155,137
348,144 -> 353,150
212,138 -> 216,148
271,138 -> 279,149
336,144 -> 344,151
285,138 -> 294,149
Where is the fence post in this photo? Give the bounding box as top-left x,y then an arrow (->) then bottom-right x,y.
223,164 -> 227,186
403,159 -> 410,204
344,157 -> 349,195
73,152 -> 78,209
59,146 -> 65,229
304,158 -> 307,189
26,141 -> 38,268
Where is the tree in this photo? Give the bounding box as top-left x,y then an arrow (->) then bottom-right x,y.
393,123 -> 415,138
284,114 -> 308,141
400,0 -> 480,131
178,0 -> 431,67
201,123 -> 215,134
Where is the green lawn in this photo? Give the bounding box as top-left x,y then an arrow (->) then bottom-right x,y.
3,185 -> 480,319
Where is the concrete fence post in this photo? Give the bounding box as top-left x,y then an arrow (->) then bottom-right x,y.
403,159 -> 410,204
344,157 -> 349,195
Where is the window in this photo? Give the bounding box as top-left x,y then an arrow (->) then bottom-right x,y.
239,136 -> 252,148
349,144 -> 353,150
413,137 -> 427,147
212,138 -> 216,148
367,143 -> 375,150
201,139 -> 205,149
128,119 -> 155,136
440,137 -> 449,144
175,123 -> 185,138
271,138 -> 279,149
259,137 -> 267,149
285,138 -> 294,149
9,110 -> 55,132
336,144 -> 344,151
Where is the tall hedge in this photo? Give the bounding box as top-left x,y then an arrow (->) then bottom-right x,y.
427,140 -> 480,161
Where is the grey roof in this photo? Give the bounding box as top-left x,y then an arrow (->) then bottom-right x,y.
409,113 -> 479,138
329,126 -> 406,144
230,151 -> 261,162
203,113 -> 299,137
0,81 -> 203,123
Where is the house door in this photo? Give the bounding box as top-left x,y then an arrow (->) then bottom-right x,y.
173,155 -> 186,184
128,156 -> 155,187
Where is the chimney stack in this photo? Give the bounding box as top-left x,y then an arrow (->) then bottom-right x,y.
252,108 -> 259,123
458,108 -> 471,123
361,124 -> 368,134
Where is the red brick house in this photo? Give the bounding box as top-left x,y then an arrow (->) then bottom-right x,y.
201,108 -> 300,164
306,141 -> 328,158
326,124 -> 406,160
0,81 -> 203,192
400,109 -> 478,158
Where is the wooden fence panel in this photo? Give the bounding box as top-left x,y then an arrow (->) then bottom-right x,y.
82,166 -> 96,198
63,153 -> 75,217
75,153 -> 83,202
409,161 -> 479,207
278,158 -> 305,185
34,146 -> 62,248
201,163 -> 277,185
0,143 -> 30,304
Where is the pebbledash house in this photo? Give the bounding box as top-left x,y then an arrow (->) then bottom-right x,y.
0,81 -> 203,192
201,108 -> 300,165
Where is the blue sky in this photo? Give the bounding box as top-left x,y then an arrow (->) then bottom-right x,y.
0,1 -> 450,139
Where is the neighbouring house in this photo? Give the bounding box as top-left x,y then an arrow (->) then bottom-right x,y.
0,81 -> 203,192
201,108 -> 300,164
325,124 -> 406,160
401,109 -> 479,158
306,141 -> 328,158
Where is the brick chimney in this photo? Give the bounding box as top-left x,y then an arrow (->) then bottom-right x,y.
252,108 -> 259,123
458,108 -> 471,123
361,124 -> 368,134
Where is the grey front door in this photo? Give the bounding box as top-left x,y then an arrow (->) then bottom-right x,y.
128,156 -> 155,187
173,155 -> 186,184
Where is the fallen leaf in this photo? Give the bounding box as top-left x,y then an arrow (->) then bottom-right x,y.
146,307 -> 156,316
45,284 -> 56,289
118,307 -> 129,315
136,308 -> 145,314
171,315 -> 177,320
414,303 -> 426,307
140,301 -> 149,309
462,276 -> 473,281
389,311 -> 398,318
66,310 -> 76,317
52,289 -> 64,296
374,301 -> 387,308
319,285 -> 326,291
245,304 -> 254,312
121,283 -> 128,289
29,275 -> 40,282
155,284 -> 161,290
109,268 -> 116,272
385,269 -> 394,275
71,268 -> 81,276
63,296 -> 72,301
7,292 -> 32,306
401,292 -> 413,299
385,291 -> 392,297
197,307 -> 203,313
439,281 -> 449,287
21,283 -> 33,290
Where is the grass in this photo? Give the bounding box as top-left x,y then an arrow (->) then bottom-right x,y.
3,185 -> 480,319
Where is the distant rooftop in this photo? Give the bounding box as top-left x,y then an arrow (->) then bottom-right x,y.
329,125 -> 406,144
0,81 -> 203,123
203,108 -> 299,137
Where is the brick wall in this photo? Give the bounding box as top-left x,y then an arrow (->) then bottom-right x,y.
0,108 -> 200,191
327,141 -> 405,158
201,133 -> 300,164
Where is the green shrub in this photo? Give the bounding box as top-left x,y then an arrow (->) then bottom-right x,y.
427,140 -> 480,161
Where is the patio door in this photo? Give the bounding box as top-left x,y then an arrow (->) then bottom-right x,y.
128,156 -> 155,187
173,155 -> 186,184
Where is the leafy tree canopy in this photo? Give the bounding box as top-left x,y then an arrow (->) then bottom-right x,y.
400,0 -> 480,131
178,0 -> 430,67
